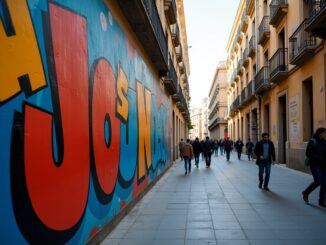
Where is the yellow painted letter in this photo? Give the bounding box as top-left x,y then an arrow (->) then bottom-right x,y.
116,64 -> 129,122
0,0 -> 46,103
137,81 -> 152,180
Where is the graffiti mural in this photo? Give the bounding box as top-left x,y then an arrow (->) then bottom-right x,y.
0,0 -> 172,244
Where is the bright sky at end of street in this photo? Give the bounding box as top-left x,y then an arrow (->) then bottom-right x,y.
184,0 -> 240,108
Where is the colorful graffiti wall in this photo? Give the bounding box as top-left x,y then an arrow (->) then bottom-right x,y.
0,0 -> 172,243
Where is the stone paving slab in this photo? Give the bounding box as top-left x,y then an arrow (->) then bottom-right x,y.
102,152 -> 326,245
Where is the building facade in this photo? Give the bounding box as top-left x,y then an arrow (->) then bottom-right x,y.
189,107 -> 203,140
201,97 -> 209,139
0,0 -> 190,243
226,0 -> 326,172
208,61 -> 228,140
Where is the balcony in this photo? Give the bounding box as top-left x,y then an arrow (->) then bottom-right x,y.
237,59 -> 244,76
233,96 -> 240,111
246,80 -> 255,102
179,61 -> 185,74
208,117 -> 227,131
255,66 -> 270,94
163,57 -> 178,95
289,19 -> 317,66
171,23 -> 180,47
118,0 -> 168,76
306,0 -> 326,39
243,48 -> 250,67
270,0 -> 288,28
246,0 -> 255,16
240,89 -> 247,106
176,45 -> 183,62
269,48 -> 288,84
237,26 -> 243,44
248,35 -> 256,58
241,11 -> 249,33
164,0 -> 177,25
172,85 -> 182,103
258,16 -> 270,45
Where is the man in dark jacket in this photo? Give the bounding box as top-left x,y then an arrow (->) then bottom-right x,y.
234,138 -> 244,160
224,137 -> 233,161
203,136 -> 213,168
192,137 -> 202,168
254,133 -> 275,191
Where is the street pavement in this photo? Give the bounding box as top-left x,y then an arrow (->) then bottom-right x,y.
101,151 -> 326,245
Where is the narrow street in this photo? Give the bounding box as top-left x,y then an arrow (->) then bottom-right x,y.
103,153 -> 326,245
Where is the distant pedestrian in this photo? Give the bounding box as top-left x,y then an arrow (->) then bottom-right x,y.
182,139 -> 194,175
203,136 -> 213,167
246,138 -> 254,160
192,137 -> 202,168
234,138 -> 244,160
302,128 -> 326,207
213,139 -> 219,156
254,133 -> 275,191
224,137 -> 233,161
219,139 -> 224,155
179,139 -> 185,160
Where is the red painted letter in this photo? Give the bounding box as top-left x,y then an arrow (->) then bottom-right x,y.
24,4 -> 89,230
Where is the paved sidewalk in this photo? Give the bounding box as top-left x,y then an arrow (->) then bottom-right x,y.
102,152 -> 326,245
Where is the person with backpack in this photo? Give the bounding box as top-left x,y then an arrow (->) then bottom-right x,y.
224,137 -> 233,161
302,128 -> 326,207
246,138 -> 254,161
234,138 -> 244,160
181,139 -> 194,175
203,136 -> 213,168
254,133 -> 275,191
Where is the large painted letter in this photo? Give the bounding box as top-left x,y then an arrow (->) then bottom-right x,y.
137,81 -> 152,181
11,4 -> 89,243
91,59 -> 120,204
116,64 -> 129,122
0,0 -> 46,104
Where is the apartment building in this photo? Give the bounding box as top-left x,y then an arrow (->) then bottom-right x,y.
201,97 -> 210,139
0,0 -> 190,243
208,61 -> 228,140
226,0 -> 326,172
189,107 -> 203,140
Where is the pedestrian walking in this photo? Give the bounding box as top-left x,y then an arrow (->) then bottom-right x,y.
219,139 -> 224,155
202,136 -> 213,168
181,139 -> 194,175
179,139 -> 185,160
246,138 -> 254,160
192,137 -> 202,168
234,138 -> 244,160
254,133 -> 276,191
302,127 -> 326,207
213,139 -> 219,156
224,137 -> 233,161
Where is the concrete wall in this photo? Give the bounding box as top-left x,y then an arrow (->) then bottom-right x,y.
0,1 -> 173,244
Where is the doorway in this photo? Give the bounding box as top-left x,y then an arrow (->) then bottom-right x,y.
278,95 -> 287,164
302,78 -> 313,141
251,109 -> 258,143
264,104 -> 270,134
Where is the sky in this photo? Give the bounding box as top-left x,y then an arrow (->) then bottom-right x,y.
183,0 -> 240,108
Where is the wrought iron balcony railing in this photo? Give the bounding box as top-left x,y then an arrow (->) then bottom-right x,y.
249,35 -> 256,57
270,0 -> 288,27
306,0 -> 326,39
118,0 -> 168,76
269,48 -> 288,84
255,66 -> 270,94
171,23 -> 180,47
289,19 -> 317,66
243,48 -> 249,67
258,16 -> 270,45
163,57 -> 178,95
164,0 -> 177,25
